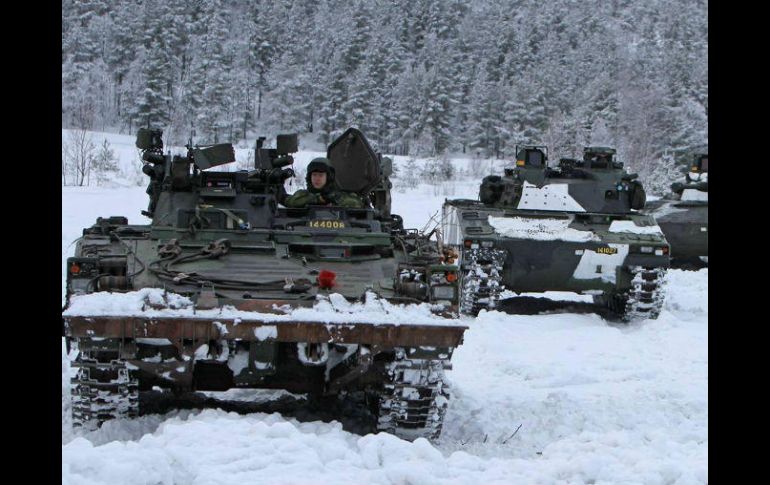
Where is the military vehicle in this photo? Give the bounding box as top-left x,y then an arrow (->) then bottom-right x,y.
62,127 -> 466,441
442,146 -> 670,321
644,154 -> 708,269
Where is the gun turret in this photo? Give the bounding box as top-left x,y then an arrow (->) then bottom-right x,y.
255,133 -> 298,170
136,128 -> 237,218
245,134 -> 299,200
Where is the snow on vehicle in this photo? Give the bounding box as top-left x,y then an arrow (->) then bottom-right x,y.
442,146 -> 670,321
62,127 -> 466,441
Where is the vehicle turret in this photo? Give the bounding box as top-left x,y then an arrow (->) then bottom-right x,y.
478,145 -> 646,213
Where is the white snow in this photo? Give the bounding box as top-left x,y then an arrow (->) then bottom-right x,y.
135,338 -> 173,346
500,290 -> 595,303
488,215 -> 599,242
518,182 -> 586,212
226,349 -> 249,376
254,325 -> 277,340
680,189 -> 708,202
62,268 -> 708,484
572,244 -> 631,283
647,200 -> 688,218
296,342 -> 330,366
608,220 -> 665,235
64,289 -> 464,327
193,344 -> 209,361
62,136 -> 707,485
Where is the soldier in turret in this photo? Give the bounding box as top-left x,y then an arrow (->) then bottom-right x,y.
283,157 -> 364,208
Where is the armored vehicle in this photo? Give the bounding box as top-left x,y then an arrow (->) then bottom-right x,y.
442,146 -> 670,321
63,127 -> 466,441
644,154 -> 708,269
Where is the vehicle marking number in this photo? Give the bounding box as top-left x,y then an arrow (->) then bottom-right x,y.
309,220 -> 346,229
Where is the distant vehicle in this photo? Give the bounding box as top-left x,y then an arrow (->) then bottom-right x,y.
442,146 -> 670,321
644,154 -> 708,269
63,127 -> 466,441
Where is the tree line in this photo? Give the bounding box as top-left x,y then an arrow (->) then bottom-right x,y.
62,0 -> 707,193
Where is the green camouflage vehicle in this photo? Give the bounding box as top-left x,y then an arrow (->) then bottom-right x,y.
644,154 -> 708,269
62,127 -> 466,441
442,146 -> 670,321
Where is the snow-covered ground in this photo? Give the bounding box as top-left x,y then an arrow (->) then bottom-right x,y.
61,134 -> 707,484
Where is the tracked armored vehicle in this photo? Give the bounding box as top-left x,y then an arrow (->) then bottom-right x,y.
63,127 -> 466,441
644,154 -> 708,269
442,146 -> 670,321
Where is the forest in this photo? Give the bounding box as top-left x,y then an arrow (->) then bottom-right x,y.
62,0 -> 707,192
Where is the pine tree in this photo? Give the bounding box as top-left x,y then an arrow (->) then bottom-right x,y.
134,34 -> 173,129
196,0 -> 233,142
93,138 -> 120,186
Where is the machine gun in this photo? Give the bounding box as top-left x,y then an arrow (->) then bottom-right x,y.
136,127 -> 236,217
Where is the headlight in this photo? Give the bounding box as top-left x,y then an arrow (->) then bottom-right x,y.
432,286 -> 455,300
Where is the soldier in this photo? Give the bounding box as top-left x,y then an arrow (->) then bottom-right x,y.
283,157 -> 364,208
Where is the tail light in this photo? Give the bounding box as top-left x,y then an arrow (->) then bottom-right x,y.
70,263 -> 81,275
446,272 -> 458,283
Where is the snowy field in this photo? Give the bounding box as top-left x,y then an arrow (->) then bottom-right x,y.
61,132 -> 707,485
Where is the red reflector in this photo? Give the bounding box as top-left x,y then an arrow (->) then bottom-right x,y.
317,270 -> 336,289
446,272 -> 457,282
70,263 -> 81,275
464,240 -> 472,248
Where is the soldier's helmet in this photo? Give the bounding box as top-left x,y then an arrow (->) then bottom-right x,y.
306,157 -> 336,189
